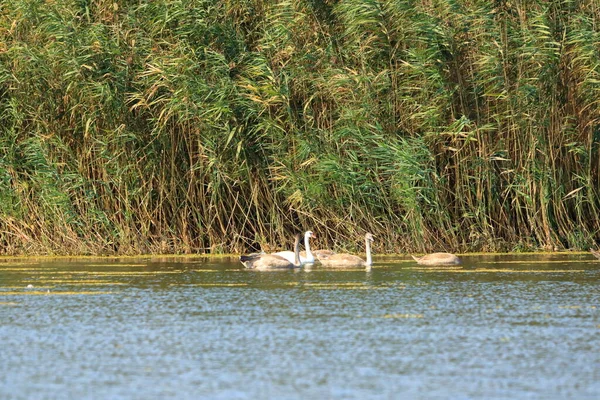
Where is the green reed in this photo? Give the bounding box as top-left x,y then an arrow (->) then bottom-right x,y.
1,0 -> 600,255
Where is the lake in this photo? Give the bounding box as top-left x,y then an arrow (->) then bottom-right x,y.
1,254 -> 599,399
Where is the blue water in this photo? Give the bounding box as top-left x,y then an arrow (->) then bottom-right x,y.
1,254 -> 599,399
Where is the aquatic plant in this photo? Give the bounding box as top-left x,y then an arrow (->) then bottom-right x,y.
1,0 -> 600,255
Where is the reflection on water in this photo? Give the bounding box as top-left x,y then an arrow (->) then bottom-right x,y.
1,254 -> 599,399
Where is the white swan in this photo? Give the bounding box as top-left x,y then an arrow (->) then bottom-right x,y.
240,234 -> 301,270
273,230 -> 315,264
411,252 -> 461,266
319,233 -> 374,268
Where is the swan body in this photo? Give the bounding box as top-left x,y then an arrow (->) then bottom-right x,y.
300,249 -> 335,260
319,233 -> 374,268
240,234 -> 301,270
273,231 -> 315,264
411,252 -> 461,266
311,249 -> 335,260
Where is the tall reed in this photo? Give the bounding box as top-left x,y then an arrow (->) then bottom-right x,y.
1,0 -> 600,255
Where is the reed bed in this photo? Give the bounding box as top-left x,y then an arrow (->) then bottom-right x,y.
1,1 -> 600,255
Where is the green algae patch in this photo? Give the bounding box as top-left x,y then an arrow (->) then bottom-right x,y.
73,271 -> 182,276
303,282 -> 369,286
383,313 -> 424,319
3,286 -> 52,289
411,266 -> 464,271
81,264 -> 149,268
190,270 -> 220,272
485,260 -> 593,264
0,268 -> 59,272
413,267 -> 585,273
35,280 -> 126,285
293,282 -> 386,290
558,305 -> 597,310
172,283 -> 248,287
0,290 -> 113,296
301,282 -> 369,288
4,270 -> 147,275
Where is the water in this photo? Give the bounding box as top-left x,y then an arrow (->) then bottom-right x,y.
1,254 -> 599,399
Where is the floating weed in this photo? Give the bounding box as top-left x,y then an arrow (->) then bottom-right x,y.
303,282 -> 368,286
558,305 -> 596,310
7,271 -> 90,275
369,263 -> 407,268
297,282 -> 383,290
82,264 -> 148,268
0,291 -> 113,296
10,271 -> 182,276
484,260 -> 591,265
171,283 -> 248,287
191,270 -> 220,273
0,301 -> 19,306
31,279 -> 111,284
316,287 -> 376,290
301,283 -> 366,288
413,268 -> 585,273
0,262 -> 40,267
0,268 -> 59,272
485,268 -> 585,273
81,271 -> 182,275
3,286 -> 52,289
38,281 -> 126,285
316,268 -> 371,272
383,313 -> 424,319
412,267 -> 464,271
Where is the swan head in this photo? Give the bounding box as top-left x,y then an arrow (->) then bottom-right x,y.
365,233 -> 374,242
305,230 -> 315,239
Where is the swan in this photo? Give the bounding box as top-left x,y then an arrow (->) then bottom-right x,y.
311,249 -> 336,260
240,234 -> 301,270
273,230 -> 315,264
319,233 -> 374,268
411,252 -> 461,266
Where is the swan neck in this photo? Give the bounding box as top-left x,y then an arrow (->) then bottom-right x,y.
294,238 -> 301,266
304,234 -> 313,258
365,238 -> 372,266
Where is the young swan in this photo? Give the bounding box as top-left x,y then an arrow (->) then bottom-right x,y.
273,231 -> 315,264
411,252 -> 461,266
311,249 -> 336,260
319,233 -> 374,268
240,234 -> 301,270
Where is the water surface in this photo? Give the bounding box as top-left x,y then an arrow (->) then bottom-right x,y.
1,254 -> 599,399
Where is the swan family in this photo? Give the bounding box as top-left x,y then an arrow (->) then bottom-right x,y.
240,232 -> 600,270
239,231 -> 461,270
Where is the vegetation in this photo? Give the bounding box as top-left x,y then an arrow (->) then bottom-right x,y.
1,0 -> 600,255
